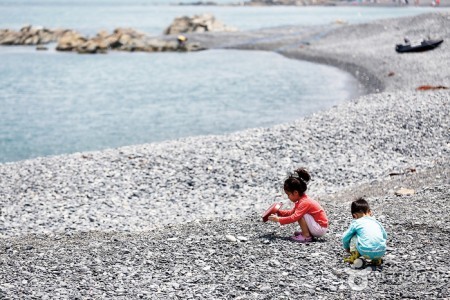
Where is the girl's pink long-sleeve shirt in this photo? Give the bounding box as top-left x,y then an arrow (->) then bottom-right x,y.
276,194 -> 328,228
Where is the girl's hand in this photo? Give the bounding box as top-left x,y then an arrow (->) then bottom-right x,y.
268,215 -> 279,222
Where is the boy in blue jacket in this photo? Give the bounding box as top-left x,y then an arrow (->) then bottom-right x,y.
342,198 -> 387,265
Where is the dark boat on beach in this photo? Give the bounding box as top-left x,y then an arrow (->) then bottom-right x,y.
395,38 -> 444,53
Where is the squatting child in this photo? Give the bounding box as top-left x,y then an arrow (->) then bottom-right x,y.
342,197 -> 387,265
268,168 -> 328,243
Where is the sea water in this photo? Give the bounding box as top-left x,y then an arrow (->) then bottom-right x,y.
0,1 -> 445,163
0,0 -> 442,35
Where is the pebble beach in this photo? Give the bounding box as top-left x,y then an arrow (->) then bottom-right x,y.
1,12 -> 449,299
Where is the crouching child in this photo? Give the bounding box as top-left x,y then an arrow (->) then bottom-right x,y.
342,198 -> 387,266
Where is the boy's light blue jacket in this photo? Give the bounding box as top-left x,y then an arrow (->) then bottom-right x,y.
342,216 -> 387,259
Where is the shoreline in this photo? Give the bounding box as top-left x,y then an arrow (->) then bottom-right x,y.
176,0 -> 450,7
1,12 -> 449,298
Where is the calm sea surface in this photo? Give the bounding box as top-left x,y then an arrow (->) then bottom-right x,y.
0,1 -> 446,163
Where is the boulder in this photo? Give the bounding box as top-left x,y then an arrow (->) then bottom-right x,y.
56,31 -> 86,51
23,35 -> 40,45
146,38 -> 175,52
76,39 -> 108,54
0,30 -> 20,45
104,28 -> 148,51
0,26 -> 70,45
164,13 -> 237,35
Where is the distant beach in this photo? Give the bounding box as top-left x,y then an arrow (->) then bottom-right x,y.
182,0 -> 450,7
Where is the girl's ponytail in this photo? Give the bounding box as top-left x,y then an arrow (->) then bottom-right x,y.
284,168 -> 311,195
295,168 -> 310,184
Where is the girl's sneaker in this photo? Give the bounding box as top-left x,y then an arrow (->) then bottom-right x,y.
293,231 -> 302,236
290,233 -> 312,243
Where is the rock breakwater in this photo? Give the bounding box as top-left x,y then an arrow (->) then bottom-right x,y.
0,14 -> 238,54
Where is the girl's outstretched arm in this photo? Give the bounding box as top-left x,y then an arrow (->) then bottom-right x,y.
278,203 -> 310,225
277,207 -> 294,217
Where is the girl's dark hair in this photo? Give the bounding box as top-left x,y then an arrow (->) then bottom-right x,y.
283,168 -> 311,195
351,197 -> 370,215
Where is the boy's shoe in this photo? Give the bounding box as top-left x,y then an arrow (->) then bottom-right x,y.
372,258 -> 383,266
344,250 -> 360,264
290,233 -> 313,243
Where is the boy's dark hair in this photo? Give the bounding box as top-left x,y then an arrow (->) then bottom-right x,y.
283,168 -> 310,195
351,197 -> 371,215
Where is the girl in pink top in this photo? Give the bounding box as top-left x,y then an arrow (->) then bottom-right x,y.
268,168 -> 328,243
